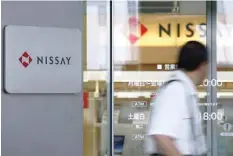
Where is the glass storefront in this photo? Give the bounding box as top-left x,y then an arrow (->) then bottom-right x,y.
84,1 -> 233,156
215,1 -> 233,156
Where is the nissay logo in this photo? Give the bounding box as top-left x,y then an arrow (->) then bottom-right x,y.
19,51 -> 71,68
122,17 -> 148,44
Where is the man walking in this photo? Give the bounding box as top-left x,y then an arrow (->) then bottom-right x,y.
145,41 -> 208,156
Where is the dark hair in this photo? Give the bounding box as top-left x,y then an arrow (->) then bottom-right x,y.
177,41 -> 208,71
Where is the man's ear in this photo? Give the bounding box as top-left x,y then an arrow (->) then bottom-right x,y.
197,62 -> 208,70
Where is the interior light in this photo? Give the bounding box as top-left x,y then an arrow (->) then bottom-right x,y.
115,92 -> 152,98
114,92 -> 233,98
84,71 -> 233,82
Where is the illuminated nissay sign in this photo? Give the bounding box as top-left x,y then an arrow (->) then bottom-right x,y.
157,22 -> 233,38
158,23 -> 206,38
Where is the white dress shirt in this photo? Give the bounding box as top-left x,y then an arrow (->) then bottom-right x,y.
145,70 -> 207,155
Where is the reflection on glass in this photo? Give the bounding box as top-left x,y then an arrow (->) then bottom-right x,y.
84,2 -> 109,156
216,100 -> 233,156
217,1 -> 233,66
216,1 -> 233,156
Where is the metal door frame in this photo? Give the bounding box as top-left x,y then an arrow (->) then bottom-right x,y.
206,1 -> 218,156
107,1 -> 113,156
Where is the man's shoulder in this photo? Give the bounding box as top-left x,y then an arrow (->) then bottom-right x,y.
161,80 -> 185,95
155,81 -> 187,109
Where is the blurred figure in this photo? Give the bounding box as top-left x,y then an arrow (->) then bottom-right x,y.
145,41 -> 208,156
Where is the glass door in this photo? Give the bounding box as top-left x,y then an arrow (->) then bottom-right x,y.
85,1 -> 111,156
110,1 -> 210,156
214,1 -> 233,156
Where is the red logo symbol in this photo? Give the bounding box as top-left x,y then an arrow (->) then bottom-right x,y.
122,17 -> 148,44
19,51 -> 33,68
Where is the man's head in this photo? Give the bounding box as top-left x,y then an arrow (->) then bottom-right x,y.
177,41 -> 208,85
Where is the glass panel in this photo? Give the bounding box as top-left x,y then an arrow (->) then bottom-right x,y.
112,1 -> 208,156
215,1 -> 233,156
216,98 -> 233,156
84,2 -> 109,156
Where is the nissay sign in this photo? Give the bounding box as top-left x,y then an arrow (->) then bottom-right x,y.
18,51 -> 72,68
121,15 -> 207,46
123,15 -> 233,46
5,26 -> 82,93
158,22 -> 206,38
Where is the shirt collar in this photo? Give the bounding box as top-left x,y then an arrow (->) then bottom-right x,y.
168,70 -> 198,96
